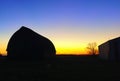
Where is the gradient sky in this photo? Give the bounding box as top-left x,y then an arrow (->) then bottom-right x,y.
0,0 -> 120,55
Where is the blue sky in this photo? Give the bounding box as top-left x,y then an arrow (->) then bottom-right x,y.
0,0 -> 120,54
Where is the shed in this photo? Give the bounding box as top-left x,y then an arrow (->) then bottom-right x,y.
99,37 -> 120,61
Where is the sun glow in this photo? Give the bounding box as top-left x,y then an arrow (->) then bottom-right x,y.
0,44 -> 7,56
0,38 -> 89,56
54,40 -> 88,55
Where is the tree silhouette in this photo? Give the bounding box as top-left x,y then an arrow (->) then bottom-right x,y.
86,42 -> 97,55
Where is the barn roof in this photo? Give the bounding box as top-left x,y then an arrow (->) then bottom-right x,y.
99,37 -> 120,47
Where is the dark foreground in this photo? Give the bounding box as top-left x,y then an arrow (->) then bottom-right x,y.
0,55 -> 120,81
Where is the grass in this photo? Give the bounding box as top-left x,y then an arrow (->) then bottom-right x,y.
0,55 -> 120,81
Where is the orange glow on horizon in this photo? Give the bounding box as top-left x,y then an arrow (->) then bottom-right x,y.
0,40 -> 7,56
0,38 -> 100,56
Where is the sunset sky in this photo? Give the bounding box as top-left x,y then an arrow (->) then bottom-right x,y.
0,0 -> 120,55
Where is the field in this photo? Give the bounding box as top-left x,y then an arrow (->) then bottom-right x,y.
0,55 -> 120,81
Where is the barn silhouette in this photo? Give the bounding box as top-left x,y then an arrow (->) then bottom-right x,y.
6,26 -> 56,61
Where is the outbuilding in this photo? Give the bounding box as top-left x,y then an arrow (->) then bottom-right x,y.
99,37 -> 120,61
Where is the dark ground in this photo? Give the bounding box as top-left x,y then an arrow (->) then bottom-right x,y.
0,55 -> 120,81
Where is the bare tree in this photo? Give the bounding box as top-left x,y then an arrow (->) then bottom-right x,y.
86,42 -> 98,55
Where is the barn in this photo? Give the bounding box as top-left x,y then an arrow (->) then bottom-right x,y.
99,37 -> 120,61
7,26 -> 56,61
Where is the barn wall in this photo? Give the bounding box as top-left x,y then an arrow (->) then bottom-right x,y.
99,42 -> 110,59
109,41 -> 116,60
117,40 -> 120,60
109,38 -> 120,61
